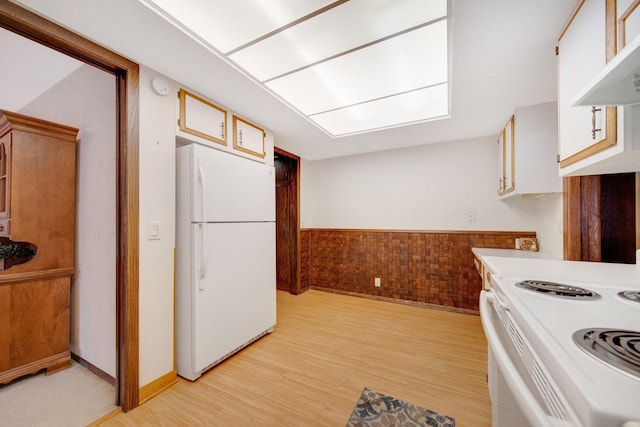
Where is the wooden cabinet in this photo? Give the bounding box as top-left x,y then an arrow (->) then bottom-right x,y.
498,102 -> 561,198
179,88 -> 227,147
497,116 -> 514,195
557,0 -> 640,176
177,88 -> 272,162
233,115 -> 265,159
0,110 -> 78,384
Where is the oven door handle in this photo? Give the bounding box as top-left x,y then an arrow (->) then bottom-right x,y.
480,291 -> 558,427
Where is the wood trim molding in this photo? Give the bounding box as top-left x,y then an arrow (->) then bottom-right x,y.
606,0 -> 617,61
619,0 -> 640,48
301,228 -> 537,235
139,369 -> 178,404
311,287 -> 480,316
558,0 -> 585,42
0,0 -> 140,411
71,353 -> 116,386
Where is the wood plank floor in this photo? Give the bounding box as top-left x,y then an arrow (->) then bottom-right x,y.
101,290 -> 491,426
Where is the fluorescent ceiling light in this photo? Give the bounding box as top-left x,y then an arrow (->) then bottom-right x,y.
143,0 -> 452,137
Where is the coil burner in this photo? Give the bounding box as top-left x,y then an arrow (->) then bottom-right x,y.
515,280 -> 600,299
573,329 -> 640,379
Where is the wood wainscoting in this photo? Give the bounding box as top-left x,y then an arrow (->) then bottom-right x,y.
300,229 -> 536,311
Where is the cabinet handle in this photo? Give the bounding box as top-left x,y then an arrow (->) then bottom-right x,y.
591,106 -> 602,140
0,224 -> 4,231
238,129 -> 243,146
220,122 -> 225,139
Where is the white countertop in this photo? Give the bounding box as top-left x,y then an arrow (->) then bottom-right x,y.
472,247 -> 640,287
471,247 -> 559,260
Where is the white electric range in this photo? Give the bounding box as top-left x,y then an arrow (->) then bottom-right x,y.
477,255 -> 640,427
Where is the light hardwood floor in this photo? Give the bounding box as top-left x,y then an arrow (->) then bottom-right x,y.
101,290 -> 491,426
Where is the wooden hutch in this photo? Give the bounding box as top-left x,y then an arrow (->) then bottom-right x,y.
0,110 -> 78,384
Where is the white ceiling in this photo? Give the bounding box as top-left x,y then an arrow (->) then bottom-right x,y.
7,0 -> 578,160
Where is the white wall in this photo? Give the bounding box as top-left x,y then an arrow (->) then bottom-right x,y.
301,136 -> 563,258
17,64 -> 118,376
138,66 -> 177,386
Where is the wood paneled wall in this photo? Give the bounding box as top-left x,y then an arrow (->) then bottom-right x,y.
564,173 -> 636,264
300,229 -> 536,311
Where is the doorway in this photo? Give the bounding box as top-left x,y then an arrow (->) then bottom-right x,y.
563,172 -> 636,263
274,147 -> 301,294
0,2 -> 140,411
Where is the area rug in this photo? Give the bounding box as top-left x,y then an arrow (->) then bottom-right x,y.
346,387 -> 455,427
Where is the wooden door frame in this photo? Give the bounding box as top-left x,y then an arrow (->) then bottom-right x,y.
0,1 -> 140,411
274,147 -> 302,294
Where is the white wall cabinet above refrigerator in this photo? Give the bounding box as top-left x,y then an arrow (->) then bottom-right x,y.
557,0 -> 640,177
176,87 -> 274,165
498,102 -> 561,199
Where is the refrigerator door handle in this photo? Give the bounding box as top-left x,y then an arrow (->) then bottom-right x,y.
198,223 -> 207,288
197,159 -> 207,222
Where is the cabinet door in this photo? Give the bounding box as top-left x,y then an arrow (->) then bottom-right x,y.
0,132 -> 11,220
503,116 -> 515,194
497,116 -> 514,196
179,89 -> 227,147
558,0 -> 617,168
497,129 -> 505,194
233,115 -> 265,159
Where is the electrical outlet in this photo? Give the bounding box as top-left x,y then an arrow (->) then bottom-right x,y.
466,210 -> 476,222
374,277 -> 381,287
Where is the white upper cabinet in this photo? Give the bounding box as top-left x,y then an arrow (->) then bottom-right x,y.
176,88 -> 274,164
558,0 -> 640,176
574,0 -> 640,105
178,89 -> 227,147
498,102 -> 561,198
232,115 -> 265,159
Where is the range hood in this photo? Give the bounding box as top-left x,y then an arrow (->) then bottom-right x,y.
573,33 -> 640,106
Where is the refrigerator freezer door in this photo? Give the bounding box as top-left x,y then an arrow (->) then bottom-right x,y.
191,222 -> 276,374
189,144 -> 275,223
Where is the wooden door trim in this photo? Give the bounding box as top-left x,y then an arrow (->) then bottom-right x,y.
0,1 -> 140,411
274,147 -> 301,294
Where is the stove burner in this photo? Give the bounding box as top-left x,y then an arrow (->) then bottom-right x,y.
573,329 -> 640,379
618,291 -> 640,304
515,280 -> 600,299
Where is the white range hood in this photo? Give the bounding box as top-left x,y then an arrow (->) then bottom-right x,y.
573,33 -> 640,106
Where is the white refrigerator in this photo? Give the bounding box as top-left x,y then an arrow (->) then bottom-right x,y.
175,143 -> 276,381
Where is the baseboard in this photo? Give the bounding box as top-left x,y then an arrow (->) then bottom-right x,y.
86,408 -> 122,426
310,287 -> 480,315
70,353 -> 115,386
139,369 -> 178,404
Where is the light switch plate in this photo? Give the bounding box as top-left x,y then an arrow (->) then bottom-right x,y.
148,221 -> 160,240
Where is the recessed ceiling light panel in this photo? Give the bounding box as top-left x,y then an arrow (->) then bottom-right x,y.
143,0 -> 452,138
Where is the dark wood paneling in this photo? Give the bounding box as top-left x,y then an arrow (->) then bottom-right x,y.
300,229 -> 536,311
564,173 -> 636,264
601,173 -> 635,263
274,148 -> 300,294
563,176 -> 582,260
580,175 -> 602,261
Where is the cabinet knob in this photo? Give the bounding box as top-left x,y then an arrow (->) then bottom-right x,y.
591,106 -> 602,140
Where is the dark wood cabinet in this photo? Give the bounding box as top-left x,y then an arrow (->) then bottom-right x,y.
0,110 -> 78,384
